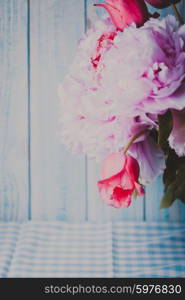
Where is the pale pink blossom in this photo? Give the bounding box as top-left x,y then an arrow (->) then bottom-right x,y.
100,16 -> 185,116
59,15 -> 185,183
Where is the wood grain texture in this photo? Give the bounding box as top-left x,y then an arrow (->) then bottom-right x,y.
0,0 -> 29,221
0,0 -> 185,222
30,0 -> 87,221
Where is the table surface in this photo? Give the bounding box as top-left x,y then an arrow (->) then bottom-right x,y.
0,221 -> 185,278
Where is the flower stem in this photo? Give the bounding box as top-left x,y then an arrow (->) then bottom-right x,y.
172,4 -> 184,25
123,129 -> 148,154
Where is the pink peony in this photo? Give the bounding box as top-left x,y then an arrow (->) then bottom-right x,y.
98,153 -> 144,208
100,16 -> 185,116
59,15 -> 185,182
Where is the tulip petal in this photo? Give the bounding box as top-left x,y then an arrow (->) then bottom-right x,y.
94,3 -> 126,30
95,0 -> 149,31
97,152 -> 144,208
100,153 -> 125,179
169,109 -> 185,157
124,155 -> 145,195
125,155 -> 140,182
134,182 -> 145,196
121,170 -> 135,190
98,172 -> 122,191
98,182 -> 113,202
111,187 -> 132,208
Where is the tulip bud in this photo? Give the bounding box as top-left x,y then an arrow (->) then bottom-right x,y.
94,0 -> 149,31
98,153 -> 144,208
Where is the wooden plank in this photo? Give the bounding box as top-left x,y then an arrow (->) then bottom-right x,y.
145,176 -> 169,221
86,0 -> 144,222
0,0 -> 29,221
30,0 -> 86,221
145,172 -> 185,222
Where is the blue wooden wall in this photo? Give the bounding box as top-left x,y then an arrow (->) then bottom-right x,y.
0,0 -> 185,222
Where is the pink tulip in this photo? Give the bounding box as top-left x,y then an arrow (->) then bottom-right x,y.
98,153 -> 144,208
94,0 -> 149,31
144,0 -> 180,9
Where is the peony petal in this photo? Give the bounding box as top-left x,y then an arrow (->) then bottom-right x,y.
91,31 -> 117,69
164,83 -> 185,111
59,16 -> 185,160
142,81 -> 185,114
169,109 -> 185,157
130,137 -> 166,183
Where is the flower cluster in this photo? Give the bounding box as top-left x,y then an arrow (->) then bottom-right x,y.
59,0 -> 185,208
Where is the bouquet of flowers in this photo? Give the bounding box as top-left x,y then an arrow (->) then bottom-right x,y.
59,0 -> 185,209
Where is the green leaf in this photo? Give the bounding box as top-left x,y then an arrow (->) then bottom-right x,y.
180,198 -> 185,205
161,160 -> 185,208
132,189 -> 138,200
163,150 -> 179,187
158,111 -> 173,153
158,111 -> 185,208
160,182 -> 176,209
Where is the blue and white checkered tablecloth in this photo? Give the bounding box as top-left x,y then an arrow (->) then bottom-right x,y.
0,222 -> 184,278
0,223 -> 21,278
